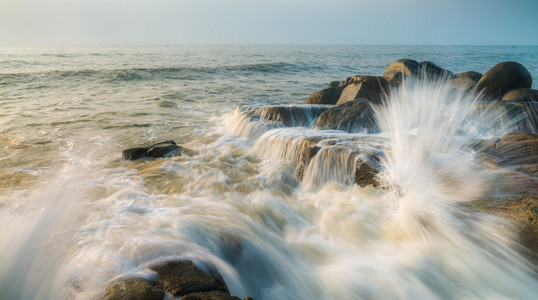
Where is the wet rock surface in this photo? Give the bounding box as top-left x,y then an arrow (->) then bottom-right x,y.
314,99 -> 379,133
304,86 -> 344,105
149,260 -> 229,297
336,75 -> 389,105
122,140 -> 184,160
382,59 -> 420,87
474,61 -> 532,100
103,260 -> 251,300
102,278 -> 165,300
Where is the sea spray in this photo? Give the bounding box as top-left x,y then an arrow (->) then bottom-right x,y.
0,164 -> 84,300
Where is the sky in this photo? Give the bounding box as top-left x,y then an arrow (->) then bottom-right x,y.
1,0 -> 537,45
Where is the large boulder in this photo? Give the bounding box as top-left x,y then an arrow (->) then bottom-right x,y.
102,278 -> 164,300
304,86 -> 344,105
122,140 -> 186,160
502,88 -> 538,102
451,71 -> 483,92
382,59 -> 420,87
336,76 -> 389,105
474,62 -> 532,100
418,61 -> 454,81
148,260 -> 229,297
315,99 -> 379,133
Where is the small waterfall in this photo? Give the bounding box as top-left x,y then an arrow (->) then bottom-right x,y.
222,105 -> 330,139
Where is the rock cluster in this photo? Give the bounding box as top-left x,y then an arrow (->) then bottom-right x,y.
117,58 -> 538,295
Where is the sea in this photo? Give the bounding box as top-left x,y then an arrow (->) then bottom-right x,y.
1,45 -> 537,299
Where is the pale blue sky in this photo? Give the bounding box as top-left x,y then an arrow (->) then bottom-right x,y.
1,0 -> 537,45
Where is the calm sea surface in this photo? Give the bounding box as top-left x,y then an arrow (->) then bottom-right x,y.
1,45 -> 537,299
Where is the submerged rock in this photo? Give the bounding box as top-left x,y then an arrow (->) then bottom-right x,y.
122,140 -> 185,160
102,278 -> 164,300
382,59 -> 420,87
336,75 -> 389,105
474,61 -> 532,100
315,99 -> 379,133
148,260 -> 229,297
305,86 -> 344,105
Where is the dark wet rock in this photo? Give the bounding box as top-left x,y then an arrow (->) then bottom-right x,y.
382,59 -> 420,87
471,195 -> 538,264
480,132 -> 538,174
180,291 -> 241,300
102,278 -> 164,300
253,105 -> 330,126
295,145 -> 321,182
315,99 -> 379,133
418,61 -> 454,80
336,76 -> 389,105
355,157 -> 381,187
502,88 -> 538,102
327,81 -> 341,88
304,86 -> 344,105
122,140 -> 185,160
149,260 -> 229,297
474,62 -> 532,100
451,71 -> 483,92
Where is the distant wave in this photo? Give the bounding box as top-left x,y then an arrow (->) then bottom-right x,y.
0,62 -> 328,84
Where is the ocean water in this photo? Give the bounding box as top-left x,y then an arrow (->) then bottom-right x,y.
0,45 -> 537,299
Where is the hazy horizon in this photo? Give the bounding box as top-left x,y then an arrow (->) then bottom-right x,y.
2,0 -> 537,46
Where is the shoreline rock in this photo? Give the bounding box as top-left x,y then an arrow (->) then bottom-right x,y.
122,140 -> 188,160
103,259 -> 253,300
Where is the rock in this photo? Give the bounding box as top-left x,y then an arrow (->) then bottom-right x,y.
382,59 -> 420,87
451,71 -> 483,92
180,291 -> 241,300
481,132 -> 538,174
304,86 -> 344,105
102,278 -> 164,300
336,76 -> 389,105
471,195 -> 538,264
295,145 -> 321,182
122,140 -> 184,160
472,101 -> 537,134
418,61 -> 454,80
315,99 -> 379,133
355,157 -> 381,187
474,62 -> 532,100
327,81 -> 341,88
502,88 -> 538,102
149,260 -> 229,297
253,105 -> 330,127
